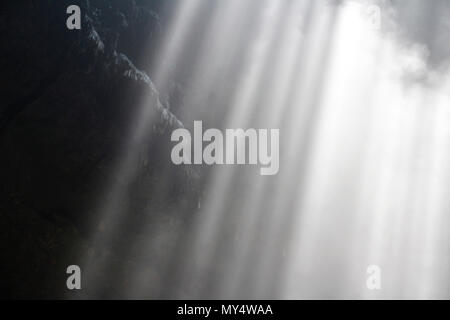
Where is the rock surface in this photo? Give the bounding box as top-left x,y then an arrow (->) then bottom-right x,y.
0,0 -> 198,298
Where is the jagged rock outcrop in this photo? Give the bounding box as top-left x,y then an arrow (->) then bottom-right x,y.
0,0 -> 199,298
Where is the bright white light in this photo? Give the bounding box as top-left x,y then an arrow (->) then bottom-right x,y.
282,2 -> 449,299
83,0 -> 449,299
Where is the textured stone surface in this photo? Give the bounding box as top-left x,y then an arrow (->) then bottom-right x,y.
0,0 -> 198,298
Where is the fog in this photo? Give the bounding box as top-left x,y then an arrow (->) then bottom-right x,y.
81,0 -> 449,299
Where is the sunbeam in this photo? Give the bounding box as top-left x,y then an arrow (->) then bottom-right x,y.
77,0 -> 449,299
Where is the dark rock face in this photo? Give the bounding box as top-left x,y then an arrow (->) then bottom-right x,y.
0,0 -> 198,298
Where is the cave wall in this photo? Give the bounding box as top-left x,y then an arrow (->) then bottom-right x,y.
0,0 -> 199,298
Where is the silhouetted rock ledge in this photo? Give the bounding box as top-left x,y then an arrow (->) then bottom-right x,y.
0,0 -> 198,298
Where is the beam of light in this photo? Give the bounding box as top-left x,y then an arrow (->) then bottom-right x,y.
176,0 -> 289,298
151,0 -> 204,89
81,0 -> 449,299
281,1 -> 449,299
212,0 -> 313,298
175,0 -> 256,122
280,4 -> 396,298
119,0 -> 279,299
177,0 -> 340,299
79,0 -> 204,296
251,2 -> 341,298
230,0 -> 343,298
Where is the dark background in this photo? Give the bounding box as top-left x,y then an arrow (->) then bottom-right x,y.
0,0 -> 202,299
